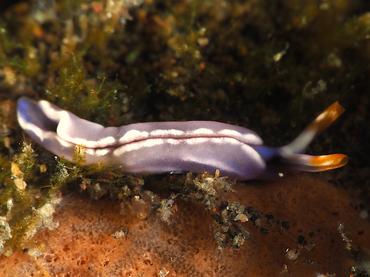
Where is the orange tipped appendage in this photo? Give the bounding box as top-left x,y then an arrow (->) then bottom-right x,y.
308,154 -> 348,172
280,101 -> 348,172
308,102 -> 345,134
284,102 -> 346,154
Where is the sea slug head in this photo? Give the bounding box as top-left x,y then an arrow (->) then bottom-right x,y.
17,97 -> 109,164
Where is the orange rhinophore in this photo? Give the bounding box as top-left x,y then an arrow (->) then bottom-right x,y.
278,102 -> 348,172
309,102 -> 345,132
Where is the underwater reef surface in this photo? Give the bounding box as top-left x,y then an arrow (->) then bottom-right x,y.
0,175 -> 369,276
0,0 -> 369,276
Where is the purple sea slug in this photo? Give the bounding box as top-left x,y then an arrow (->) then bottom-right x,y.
17,97 -> 347,180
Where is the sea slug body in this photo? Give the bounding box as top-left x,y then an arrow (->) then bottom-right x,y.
16,97 -> 347,180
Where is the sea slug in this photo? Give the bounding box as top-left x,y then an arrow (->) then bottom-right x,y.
17,97 -> 347,180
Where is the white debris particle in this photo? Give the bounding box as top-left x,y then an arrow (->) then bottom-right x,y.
360,209 -> 368,219
327,52 -> 342,68
285,248 -> 300,261
6,199 -> 13,217
157,268 -> 169,277
123,0 -> 144,5
0,216 -> 12,254
281,264 -> 288,273
24,197 -> 61,240
112,229 -> 128,239
36,202 -> 60,230
273,43 -> 289,62
234,213 -> 248,223
316,273 -> 336,277
27,247 -> 43,258
197,37 -> 209,47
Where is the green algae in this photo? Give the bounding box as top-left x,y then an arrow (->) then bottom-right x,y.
0,0 -> 368,260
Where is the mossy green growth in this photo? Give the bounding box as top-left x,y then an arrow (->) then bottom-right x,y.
46,54 -> 124,125
0,141 -> 78,255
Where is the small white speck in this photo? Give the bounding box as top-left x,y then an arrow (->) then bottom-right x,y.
27,248 -> 43,257
360,210 -> 368,219
316,273 -> 336,277
158,268 -> 169,277
285,248 -> 299,261
112,229 -> 128,239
